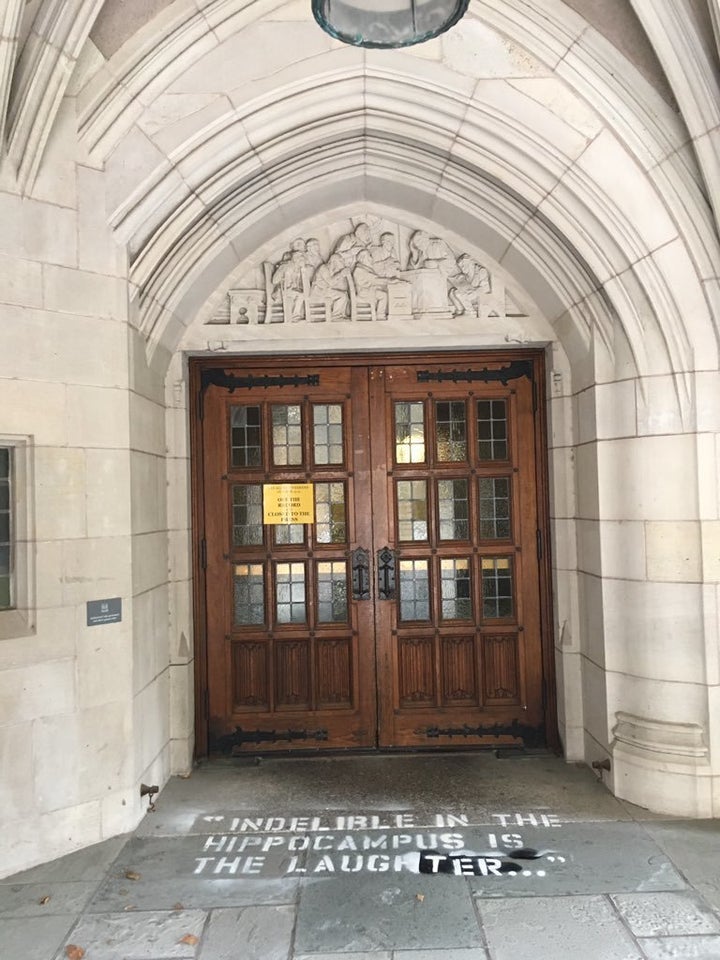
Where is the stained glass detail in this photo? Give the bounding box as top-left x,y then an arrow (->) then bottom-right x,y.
275,524 -> 304,545
399,559 -> 430,621
231,406 -> 262,468
477,399 -> 508,461
0,448 -> 11,610
315,482 -> 347,543
479,477 -> 511,539
232,485 -> 263,546
313,404 -> 344,465
317,561 -> 348,622
481,557 -> 513,619
395,401 -> 425,463
435,401 -> 467,461
272,405 -> 303,466
276,562 -> 307,623
396,480 -> 428,541
233,563 -> 265,625
437,478 -> 469,540
440,559 -> 472,620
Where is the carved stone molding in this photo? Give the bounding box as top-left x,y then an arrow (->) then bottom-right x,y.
612,711 -> 709,765
207,218 -> 509,328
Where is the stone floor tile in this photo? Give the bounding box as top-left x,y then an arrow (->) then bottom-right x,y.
53,909 -> 207,960
643,822 -> 720,911
393,950 -> 489,958
639,936 -> 720,959
198,905 -> 294,960
294,954 -> 391,960
478,895 -> 643,960
611,892 -> 720,937
0,880 -> 97,917
3,837 -> 129,884
87,835 -> 300,912
295,875 -> 483,953
0,915 -> 76,960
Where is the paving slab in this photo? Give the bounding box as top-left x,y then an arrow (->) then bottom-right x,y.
638,936 -> 720,958
295,953 -> 392,959
53,909 -> 207,960
478,895 -> 643,960
0,879 -> 98,917
198,905 -> 295,959
87,835 -> 301,912
392,950 -> 489,959
642,821 -> 720,911
0,914 -> 77,960
611,892 -> 720,937
295,874 -> 483,953
2,837 -> 128,883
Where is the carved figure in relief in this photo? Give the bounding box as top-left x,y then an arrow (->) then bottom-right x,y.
369,232 -> 401,276
305,238 -> 324,270
310,253 -> 352,320
449,254 -> 491,317
271,240 -> 307,321
408,230 -> 457,277
333,222 -> 372,267
352,248 -> 401,320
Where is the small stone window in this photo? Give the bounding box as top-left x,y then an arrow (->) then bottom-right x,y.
0,447 -> 11,609
0,436 -> 34,638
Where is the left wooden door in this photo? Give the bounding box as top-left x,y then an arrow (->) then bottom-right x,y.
201,364 -> 377,753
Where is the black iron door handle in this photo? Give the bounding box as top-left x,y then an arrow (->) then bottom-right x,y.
377,546 -> 396,600
351,547 -> 370,600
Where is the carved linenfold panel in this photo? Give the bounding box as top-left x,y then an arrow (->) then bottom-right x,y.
208,218 -> 510,327
483,634 -> 520,704
316,639 -> 352,707
399,638 -> 434,705
232,642 -> 268,709
275,641 -> 310,708
441,636 -> 476,704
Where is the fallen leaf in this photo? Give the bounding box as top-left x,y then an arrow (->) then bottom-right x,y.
179,934 -> 199,946
415,893 -> 425,902
123,905 -> 137,912
124,870 -> 142,881
65,946 -> 85,960
173,902 -> 185,911
39,895 -> 51,905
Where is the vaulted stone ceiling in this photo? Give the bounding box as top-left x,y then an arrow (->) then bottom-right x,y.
1,0 -> 719,373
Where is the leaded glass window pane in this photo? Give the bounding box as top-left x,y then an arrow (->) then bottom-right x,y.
231,406 -> 262,468
436,401 -> 467,461
395,401 -> 425,463
477,399 -> 508,461
276,562 -> 307,623
313,404 -> 344,465
232,484 -> 264,546
233,563 -> 265,625
272,405 -> 303,466
399,559 -> 430,621
440,559 -> 472,620
0,448 -> 11,610
315,482 -> 347,543
396,480 -> 428,541
275,524 -> 304,545
437,478 -> 469,540
481,557 -> 513,619
479,477 -> 511,539
317,561 -> 348,622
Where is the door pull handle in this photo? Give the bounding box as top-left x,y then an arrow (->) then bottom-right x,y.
377,546 -> 396,600
351,547 -> 371,600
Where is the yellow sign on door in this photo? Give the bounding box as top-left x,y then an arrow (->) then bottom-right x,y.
263,483 -> 315,524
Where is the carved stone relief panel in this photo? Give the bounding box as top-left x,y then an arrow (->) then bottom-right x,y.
207,217 -> 514,328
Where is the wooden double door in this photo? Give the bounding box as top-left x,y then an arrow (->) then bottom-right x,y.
193,352 -> 552,755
